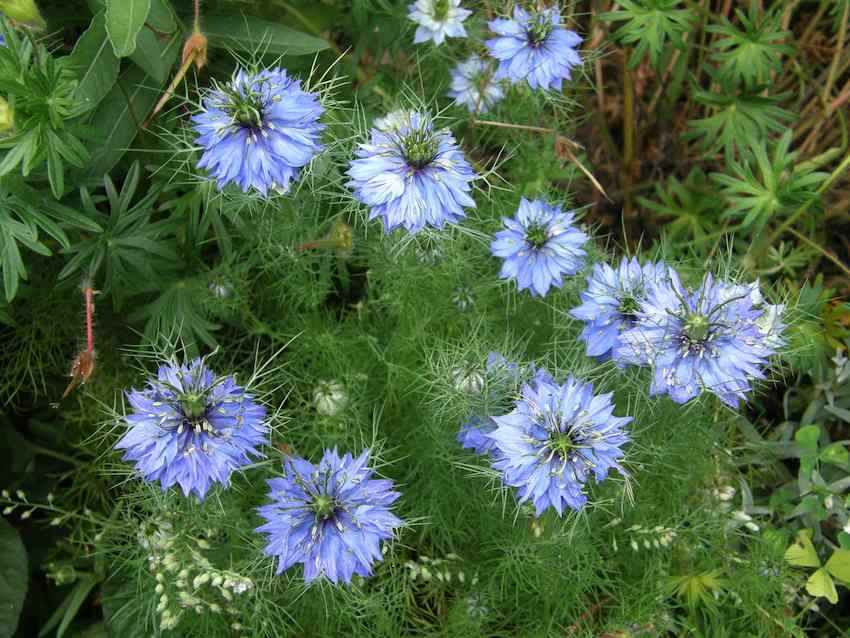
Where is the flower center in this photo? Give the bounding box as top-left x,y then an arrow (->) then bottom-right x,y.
618,295 -> 640,321
180,393 -> 208,421
683,313 -> 710,343
548,430 -> 576,458
526,222 -> 550,249
528,14 -> 553,47
434,0 -> 450,20
403,130 -> 438,169
312,494 -> 338,520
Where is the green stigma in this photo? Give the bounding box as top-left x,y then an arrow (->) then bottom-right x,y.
180,393 -> 207,420
403,130 -> 438,169
684,313 -> 710,342
619,295 -> 640,319
528,15 -> 553,46
526,223 -> 550,250
549,431 -> 575,458
312,495 -> 337,519
434,0 -> 450,20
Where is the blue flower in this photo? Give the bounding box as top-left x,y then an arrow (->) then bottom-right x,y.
115,358 -> 268,499
485,6 -> 582,91
490,198 -> 588,297
256,448 -> 403,585
408,0 -> 471,45
347,111 -> 477,234
488,375 -> 631,516
570,257 -> 670,365
618,271 -> 782,407
448,55 -> 505,114
192,67 -> 324,195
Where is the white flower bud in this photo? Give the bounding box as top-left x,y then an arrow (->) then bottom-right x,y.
314,381 -> 349,417
450,366 -> 484,395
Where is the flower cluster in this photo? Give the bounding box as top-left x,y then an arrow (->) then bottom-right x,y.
491,197 -> 588,297
192,67 -> 324,195
569,261 -> 785,406
115,357 -> 268,500
488,374 -> 632,516
407,2 -> 583,94
347,110 -> 476,234
256,448 -> 403,584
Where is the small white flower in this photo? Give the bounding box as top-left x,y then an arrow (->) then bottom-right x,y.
314,380 -> 349,417
408,0 -> 471,46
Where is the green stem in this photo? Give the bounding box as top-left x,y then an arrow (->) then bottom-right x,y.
29,444 -> 82,467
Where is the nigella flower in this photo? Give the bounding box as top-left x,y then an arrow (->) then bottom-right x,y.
485,6 -> 582,91
488,375 -> 631,516
448,55 -> 505,114
256,448 -> 403,584
618,271 -> 782,407
192,67 -> 324,195
490,198 -> 588,297
408,0 -> 471,45
347,111 -> 476,234
570,257 -> 669,365
115,357 -> 268,499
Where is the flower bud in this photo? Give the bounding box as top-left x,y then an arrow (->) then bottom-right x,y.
314,380 -> 349,417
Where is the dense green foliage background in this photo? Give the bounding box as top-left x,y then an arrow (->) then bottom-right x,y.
1,0 -> 849,636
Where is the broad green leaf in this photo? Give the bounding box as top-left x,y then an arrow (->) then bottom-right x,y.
821,443 -> 849,466
806,567 -> 838,604
203,14 -> 329,57
128,0 -> 180,83
66,12 -> 120,111
84,66 -> 160,180
0,517 -> 28,638
105,0 -> 150,57
826,548 -> 850,583
795,424 -> 821,451
785,529 -> 820,568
